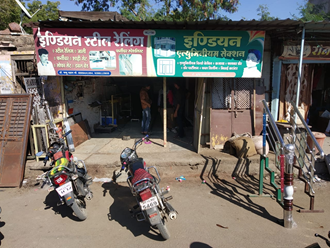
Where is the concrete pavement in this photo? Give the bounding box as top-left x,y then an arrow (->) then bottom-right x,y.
1,175 -> 330,248
25,121 -> 330,181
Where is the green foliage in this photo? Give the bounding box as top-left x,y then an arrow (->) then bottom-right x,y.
292,0 -> 330,21
257,4 -> 277,21
0,0 -> 21,30
27,1 -> 60,22
74,0 -> 240,21
0,0 -> 60,32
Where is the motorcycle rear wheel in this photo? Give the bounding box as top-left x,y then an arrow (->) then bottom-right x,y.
156,218 -> 170,240
71,197 -> 87,220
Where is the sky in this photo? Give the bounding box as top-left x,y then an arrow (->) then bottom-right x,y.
41,0 -> 307,21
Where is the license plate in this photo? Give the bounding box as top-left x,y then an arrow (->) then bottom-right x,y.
140,196 -> 159,210
55,182 -> 73,197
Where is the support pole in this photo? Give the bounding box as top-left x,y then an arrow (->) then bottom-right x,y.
111,95 -> 114,125
163,78 -> 167,147
60,77 -> 67,118
249,110 -> 271,198
283,144 -> 296,228
294,25 -> 305,124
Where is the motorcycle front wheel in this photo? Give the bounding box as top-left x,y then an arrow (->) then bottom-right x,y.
156,218 -> 170,240
71,197 -> 87,220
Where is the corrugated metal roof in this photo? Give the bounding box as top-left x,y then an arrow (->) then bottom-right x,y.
29,18 -> 297,29
26,18 -> 330,37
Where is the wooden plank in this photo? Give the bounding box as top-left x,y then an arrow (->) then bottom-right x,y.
255,86 -> 266,135
278,64 -> 287,120
193,78 -> 204,152
70,120 -> 89,147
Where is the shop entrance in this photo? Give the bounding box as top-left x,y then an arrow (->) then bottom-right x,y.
62,76 -> 196,149
307,63 -> 330,133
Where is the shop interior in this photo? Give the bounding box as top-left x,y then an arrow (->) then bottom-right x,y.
24,75 -> 198,159
307,63 -> 330,133
60,76 -> 195,145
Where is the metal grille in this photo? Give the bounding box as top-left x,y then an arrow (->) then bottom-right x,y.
8,98 -> 27,138
12,59 -> 36,75
24,77 -> 43,107
235,78 -> 253,109
0,99 -> 6,137
212,78 -> 254,109
212,78 -> 231,109
16,60 -> 29,74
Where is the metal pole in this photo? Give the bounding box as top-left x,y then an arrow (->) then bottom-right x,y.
263,109 -> 266,156
60,77 -> 67,118
294,26 -> 305,123
262,100 -> 285,146
257,109 -> 267,195
163,77 -> 167,147
291,101 -> 324,159
283,144 -> 295,228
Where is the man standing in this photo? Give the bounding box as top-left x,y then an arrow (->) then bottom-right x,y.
37,48 -> 56,76
140,84 -> 152,134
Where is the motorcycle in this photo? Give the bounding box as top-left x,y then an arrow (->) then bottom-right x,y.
116,135 -> 177,240
37,129 -> 93,221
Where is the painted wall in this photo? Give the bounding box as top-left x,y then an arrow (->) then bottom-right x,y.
63,77 -> 111,132
0,55 -> 15,94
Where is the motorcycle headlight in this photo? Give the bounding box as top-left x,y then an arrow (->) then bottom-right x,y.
77,161 -> 84,169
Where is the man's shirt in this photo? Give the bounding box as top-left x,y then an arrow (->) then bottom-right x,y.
37,61 -> 56,76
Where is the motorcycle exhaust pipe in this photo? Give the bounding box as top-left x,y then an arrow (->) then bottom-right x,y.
85,191 -> 93,200
164,202 -> 177,220
169,211 -> 177,220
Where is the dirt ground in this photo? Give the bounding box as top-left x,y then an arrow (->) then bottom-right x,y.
1,169 -> 330,248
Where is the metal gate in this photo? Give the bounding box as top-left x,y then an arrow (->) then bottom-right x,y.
210,78 -> 256,148
0,94 -> 32,187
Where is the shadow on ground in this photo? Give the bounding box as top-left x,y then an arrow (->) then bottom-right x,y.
0,219 -> 4,246
43,190 -> 84,222
190,241 -> 213,248
201,155 -> 283,226
101,181 -> 166,241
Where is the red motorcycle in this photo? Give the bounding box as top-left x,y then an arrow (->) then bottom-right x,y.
37,129 -> 93,221
116,135 -> 177,240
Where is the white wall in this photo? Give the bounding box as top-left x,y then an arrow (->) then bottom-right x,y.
63,77 -> 113,133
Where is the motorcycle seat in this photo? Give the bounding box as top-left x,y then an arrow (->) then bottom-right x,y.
131,168 -> 153,185
131,159 -> 145,174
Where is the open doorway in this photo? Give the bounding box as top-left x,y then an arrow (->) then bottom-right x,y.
62,76 -> 196,150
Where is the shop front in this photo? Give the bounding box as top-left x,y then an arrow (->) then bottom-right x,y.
273,41 -> 330,133
31,18 -> 283,153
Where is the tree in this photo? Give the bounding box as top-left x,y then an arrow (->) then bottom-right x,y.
293,0 -> 330,21
27,0 -> 60,22
256,4 -> 277,21
74,0 -> 240,21
0,0 -> 60,31
0,0 -> 21,30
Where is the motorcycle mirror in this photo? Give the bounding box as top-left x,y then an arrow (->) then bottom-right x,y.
36,151 -> 44,157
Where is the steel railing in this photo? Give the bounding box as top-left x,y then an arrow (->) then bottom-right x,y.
256,100 -> 324,229
287,101 -> 324,213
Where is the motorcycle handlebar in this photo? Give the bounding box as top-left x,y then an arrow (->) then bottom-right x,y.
134,134 -> 149,147
63,130 -> 72,138
43,155 -> 49,166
